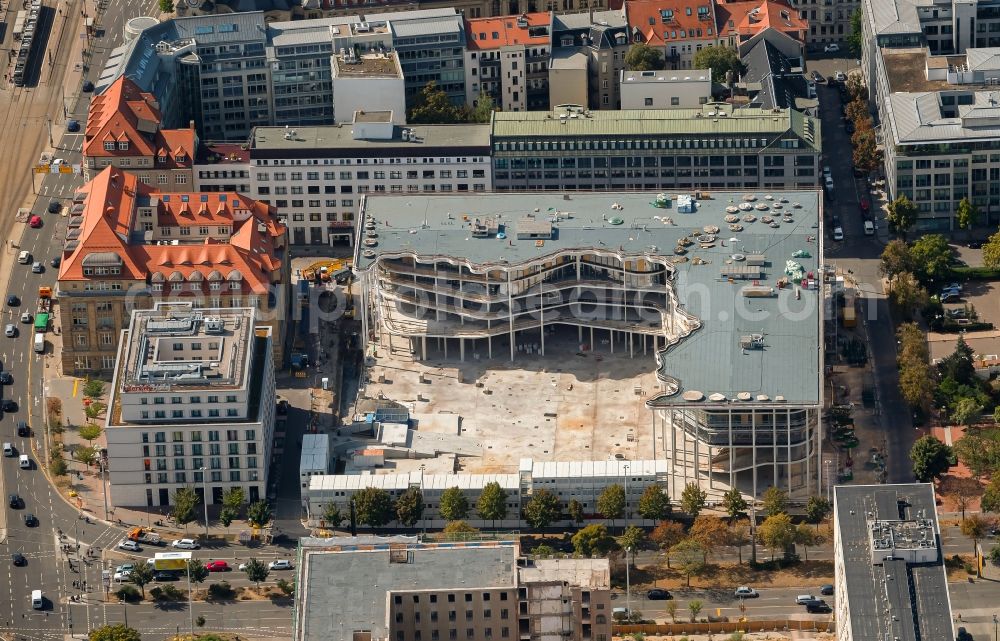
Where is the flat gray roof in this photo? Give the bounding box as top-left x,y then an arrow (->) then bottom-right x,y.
357,190 -> 823,404
835,484 -> 953,641
297,538 -> 517,641
250,123 -> 490,153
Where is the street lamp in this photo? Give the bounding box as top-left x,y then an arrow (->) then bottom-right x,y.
625,546 -> 632,620
993,613 -> 998,641
200,467 -> 208,537
623,463 -> 629,530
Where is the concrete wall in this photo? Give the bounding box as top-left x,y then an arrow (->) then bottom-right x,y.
332,76 -> 406,125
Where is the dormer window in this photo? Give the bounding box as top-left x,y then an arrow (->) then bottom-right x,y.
118,141 -> 129,150
660,8 -> 673,21
685,7 -> 691,15
158,154 -> 167,164
104,141 -> 115,151
176,154 -> 187,163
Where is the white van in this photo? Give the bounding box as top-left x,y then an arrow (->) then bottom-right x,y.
864,220 -> 875,235
19,454 -> 30,469
33,332 -> 44,354
2,442 -> 13,457
31,589 -> 42,609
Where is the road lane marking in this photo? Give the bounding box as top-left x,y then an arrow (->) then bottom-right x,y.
72,379 -> 77,397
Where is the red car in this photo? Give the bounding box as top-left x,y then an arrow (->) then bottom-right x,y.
859,196 -> 870,211
205,560 -> 230,572
28,216 -> 42,228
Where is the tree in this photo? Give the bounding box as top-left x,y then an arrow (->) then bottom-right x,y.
983,229 -> 1000,269
852,129 -> 881,173
957,197 -> 980,234
73,446 -> 98,468
625,43 -> 665,71
910,435 -> 954,482
219,507 -> 238,530
84,402 -> 107,422
680,482 -> 707,518
728,520 -> 752,564
49,454 -> 67,476
982,479 -> 1000,514
961,514 -> 989,577
805,496 -> 832,528
129,561 -> 154,599
879,239 -> 914,286
321,503 -> 343,528
408,81 -> 461,124
847,8 -> 863,56
886,195 -> 918,238
276,578 -> 295,596
689,515 -> 729,561
938,335 -> 977,386
89,624 -> 141,641
761,486 -> 789,517
158,0 -> 174,12
222,487 -> 245,513
952,397 -> 983,427
572,524 -> 615,557
467,93 -> 496,124
170,487 -> 198,530
692,45 -> 744,83
845,72 -> 866,102
247,500 -> 273,529
953,433 -> 994,480
596,484 -> 626,528
688,599 -> 703,623
395,487 -> 425,527
477,481 -> 508,527
794,523 -> 819,561
442,520 -> 480,536
757,513 -> 795,560
618,525 -> 645,566
909,234 -> 954,285
523,489 -> 561,528
721,488 -> 748,523
666,600 -> 678,623
889,272 -> 929,317
649,520 -> 686,568
637,485 -> 671,521
670,538 -> 707,586
187,559 -> 209,584
79,423 -> 102,444
83,379 -> 105,398
568,499 -> 585,524
353,487 -> 394,529
242,557 -> 270,591
439,487 -> 470,522
941,476 -> 982,520
898,358 -> 936,412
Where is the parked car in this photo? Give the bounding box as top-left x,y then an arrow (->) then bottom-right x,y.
806,601 -> 832,613
66,119 -> 80,133
833,227 -> 844,241
1,400 -> 17,412
824,176 -> 834,191
824,43 -> 841,53
796,594 -> 818,604
0,372 -> 14,385
82,80 -> 94,92
6,295 -> 19,307
268,559 -> 292,570
944,282 -> 963,292
819,584 -> 835,596
171,539 -> 200,550
734,586 -> 759,598
822,166 -> 832,179
834,70 -> 847,81
113,567 -> 133,582
940,292 -> 961,303
17,252 -> 30,265
20,312 -> 31,324
16,422 -> 28,437
811,70 -> 824,83
646,589 -> 672,600
50,256 -> 61,268
8,494 -> 23,508
969,240 -> 984,249
206,560 -> 230,572
118,539 -> 141,551
154,571 -> 179,582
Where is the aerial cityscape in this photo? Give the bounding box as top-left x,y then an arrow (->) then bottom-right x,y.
2,0 -> 1000,639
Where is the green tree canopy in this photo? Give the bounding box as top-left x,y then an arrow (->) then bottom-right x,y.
247,500 -> 273,529
680,482 -> 707,517
568,499 -> 586,524
879,239 -> 914,283
952,397 -> 983,426
804,496 -> 832,526
395,487 -> 425,527
79,423 -> 102,443
761,486 -> 789,517
572,524 -> 615,557
89,624 -> 142,641
408,81 -> 462,124
523,489 -> 562,528
596,484 -> 626,524
961,513 -> 989,576
222,487 -> 246,512
957,197 -> 980,231
187,559 -> 209,584
983,229 -> 1000,269
625,43 -> 665,71
321,503 -> 343,528
670,538 -> 707,586
886,195 -> 918,238
129,562 -> 154,598
73,446 -> 98,468
692,45 -> 745,82
242,557 -> 270,590
353,487 -> 394,529
909,435 -> 954,482
442,520 -> 480,536
618,525 -> 646,566
469,93 -> 496,123
83,379 -> 106,398
477,481 -> 509,527
757,513 -> 795,560
981,478 -> 1000,513
847,8 -> 863,56
439,486 -> 470,522
637,485 -> 671,521
170,487 -> 198,528
721,488 -> 748,522
909,234 -> 954,285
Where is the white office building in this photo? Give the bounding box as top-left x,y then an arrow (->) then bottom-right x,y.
105,303 -> 276,508
331,51 -> 406,125
619,69 -> 712,109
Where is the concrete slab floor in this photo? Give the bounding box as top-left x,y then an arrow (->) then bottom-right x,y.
361,327 -> 662,472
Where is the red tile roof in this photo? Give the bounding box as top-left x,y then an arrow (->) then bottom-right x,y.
83,77 -> 196,169
715,0 -> 807,41
59,167 -> 285,296
466,13 -> 551,50
625,0 -> 719,46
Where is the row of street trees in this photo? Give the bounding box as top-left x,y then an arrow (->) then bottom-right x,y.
169,487 -> 270,532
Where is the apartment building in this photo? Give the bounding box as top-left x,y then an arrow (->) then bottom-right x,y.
550,10 -> 631,109
833,484 -> 953,641
625,0 -> 721,70
293,537 -> 612,641
464,13 -> 551,111
307,458 -> 668,528
105,303 -> 276,507
490,103 -> 821,192
353,189 -> 822,497
246,117 -> 491,245
389,9 -> 468,106
194,143 -> 252,193
714,0 -> 808,49
83,77 -> 197,189
57,167 -> 288,375
619,68 -> 712,108
785,0 -> 857,45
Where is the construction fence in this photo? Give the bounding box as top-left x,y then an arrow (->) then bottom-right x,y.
614,619 -> 835,636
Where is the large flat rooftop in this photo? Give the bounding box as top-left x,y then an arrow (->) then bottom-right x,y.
332,52 -> 402,78
358,190 -> 823,405
835,484 -> 953,641
250,123 -> 490,154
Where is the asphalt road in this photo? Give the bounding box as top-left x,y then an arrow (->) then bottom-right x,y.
617,585 -> 836,624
